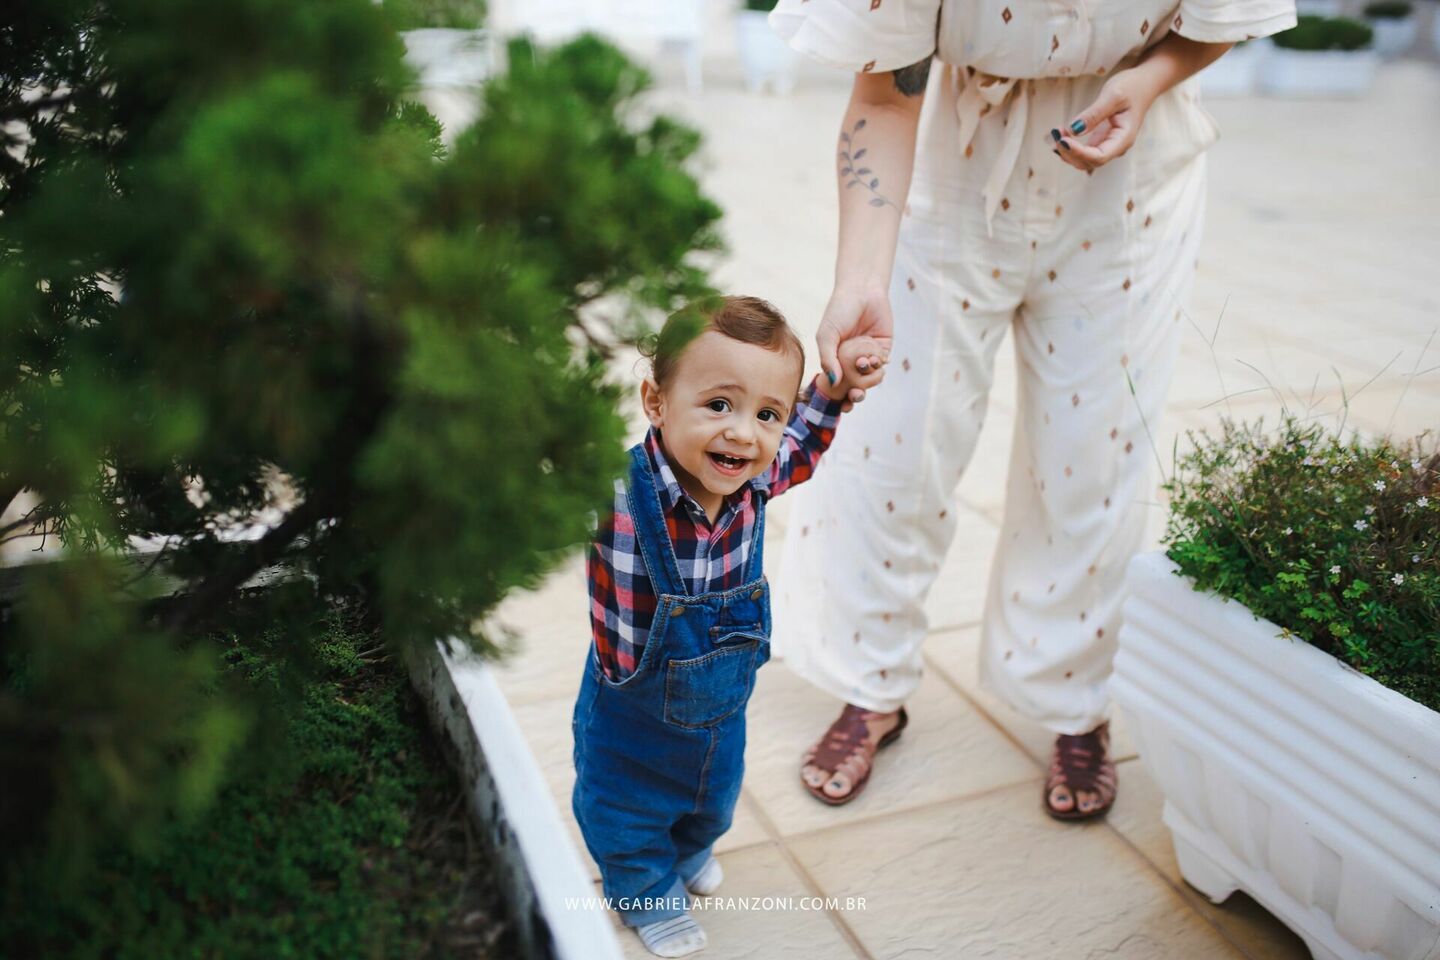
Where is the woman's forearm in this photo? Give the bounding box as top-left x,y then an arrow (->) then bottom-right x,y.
1129,34 -> 1235,103
833,68 -> 926,295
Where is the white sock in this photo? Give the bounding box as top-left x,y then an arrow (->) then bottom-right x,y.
684,855 -> 724,896
636,912 -> 707,957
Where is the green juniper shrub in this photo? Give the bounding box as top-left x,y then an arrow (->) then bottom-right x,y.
1,597 -> 517,960
1161,413 -> 1439,710
1273,15 -> 1376,50
380,0 -> 487,30
1362,0 -> 1413,19
1,0 -> 720,904
744,0 -> 780,11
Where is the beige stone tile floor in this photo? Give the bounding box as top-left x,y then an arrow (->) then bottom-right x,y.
486,49 -> 1439,960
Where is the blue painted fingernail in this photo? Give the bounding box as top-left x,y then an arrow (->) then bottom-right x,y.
1059,140 -> 1071,151
1050,128 -> 1062,143
827,371 -> 837,385
1070,119 -> 1086,134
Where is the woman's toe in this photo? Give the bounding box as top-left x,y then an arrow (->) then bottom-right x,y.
1076,790 -> 1099,813
1048,784 -> 1075,812
801,764 -> 828,788
822,772 -> 853,799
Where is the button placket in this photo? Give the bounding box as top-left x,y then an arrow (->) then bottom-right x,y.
1024,81 -> 1063,244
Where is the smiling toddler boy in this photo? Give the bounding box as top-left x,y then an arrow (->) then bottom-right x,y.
572,295 -> 885,957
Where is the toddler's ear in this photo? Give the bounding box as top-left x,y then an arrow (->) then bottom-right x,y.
640,378 -> 666,429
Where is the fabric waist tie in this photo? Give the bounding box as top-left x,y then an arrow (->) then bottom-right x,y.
954,70 -> 1028,239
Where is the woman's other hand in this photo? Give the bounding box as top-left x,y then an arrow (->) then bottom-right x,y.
1049,70 -> 1156,172
1050,34 -> 1233,173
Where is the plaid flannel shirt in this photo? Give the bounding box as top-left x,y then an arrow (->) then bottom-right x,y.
588,376 -> 845,681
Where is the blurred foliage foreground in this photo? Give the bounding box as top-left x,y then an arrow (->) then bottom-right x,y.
0,0 -> 720,918
3,597 -> 519,959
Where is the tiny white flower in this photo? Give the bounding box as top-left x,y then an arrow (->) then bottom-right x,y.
1412,555 -> 1421,564
1419,497 -> 1431,508
1354,519 -> 1369,531
1365,505 -> 1375,516
1330,466 -> 1340,475
1412,459 -> 1422,472
1329,565 -> 1341,575
1373,479 -> 1386,492
1302,456 -> 1314,466
1283,526 -> 1293,535
1391,460 -> 1399,469
1392,573 -> 1405,585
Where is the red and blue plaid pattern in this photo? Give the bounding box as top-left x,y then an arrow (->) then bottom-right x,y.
589,377 -> 844,681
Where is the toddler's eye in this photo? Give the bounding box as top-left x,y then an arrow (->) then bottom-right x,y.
758,409 -> 781,423
707,399 -> 730,413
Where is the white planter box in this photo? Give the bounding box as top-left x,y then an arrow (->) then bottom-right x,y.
405,637 -> 624,960
1199,39 -> 1270,97
1368,16 -> 1418,57
1112,552 -> 1440,960
736,9 -> 801,95
401,28 -> 493,87
1259,47 -> 1378,97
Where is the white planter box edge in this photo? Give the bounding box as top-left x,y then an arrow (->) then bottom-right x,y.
1368,15 -> 1419,57
1112,551 -> 1440,960
1259,47 -> 1379,97
1199,39 -> 1272,97
405,637 -> 625,960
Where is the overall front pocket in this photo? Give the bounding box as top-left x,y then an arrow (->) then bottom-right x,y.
663,640 -> 761,729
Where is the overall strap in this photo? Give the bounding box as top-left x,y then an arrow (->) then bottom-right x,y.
625,444 -> 687,599
745,491 -> 766,582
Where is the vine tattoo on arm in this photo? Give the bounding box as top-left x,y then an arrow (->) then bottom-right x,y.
891,55 -> 932,97
839,118 -> 896,209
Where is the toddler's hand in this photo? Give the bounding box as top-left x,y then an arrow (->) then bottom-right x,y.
820,335 -> 890,404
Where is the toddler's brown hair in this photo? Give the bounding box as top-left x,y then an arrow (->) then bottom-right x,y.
643,295 -> 806,390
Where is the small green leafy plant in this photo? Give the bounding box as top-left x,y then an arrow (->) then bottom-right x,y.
1162,414 -> 1438,710
1273,15 -> 1376,50
1363,1 -> 1413,19
1,599 -> 516,958
744,0 -> 779,11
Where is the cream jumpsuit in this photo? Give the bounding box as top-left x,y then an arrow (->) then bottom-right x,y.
770,0 -> 1296,735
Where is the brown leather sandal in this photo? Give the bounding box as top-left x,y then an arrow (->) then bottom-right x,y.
799,704 -> 908,806
1044,720 -> 1117,821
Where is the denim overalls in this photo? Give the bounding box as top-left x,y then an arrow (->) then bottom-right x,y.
572,445 -> 772,927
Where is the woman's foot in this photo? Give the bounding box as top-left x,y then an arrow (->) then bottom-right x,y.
800,703 -> 907,804
636,912 -> 706,957
1044,721 -> 1117,820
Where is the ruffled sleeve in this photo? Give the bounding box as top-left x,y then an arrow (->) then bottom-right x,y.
1170,0 -> 1297,43
768,0 -> 942,74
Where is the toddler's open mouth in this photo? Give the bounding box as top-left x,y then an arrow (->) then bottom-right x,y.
707,451 -> 751,476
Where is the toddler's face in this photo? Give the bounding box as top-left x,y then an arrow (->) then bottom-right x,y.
642,331 -> 803,512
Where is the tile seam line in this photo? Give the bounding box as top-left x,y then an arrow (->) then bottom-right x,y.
920,649 -> 1049,767
738,788 -> 876,960
767,773 -> 1044,849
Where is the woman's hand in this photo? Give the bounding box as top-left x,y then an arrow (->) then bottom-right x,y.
1049,70 -> 1157,172
1050,34 -> 1234,173
817,334 -> 889,405
817,284 -> 894,404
